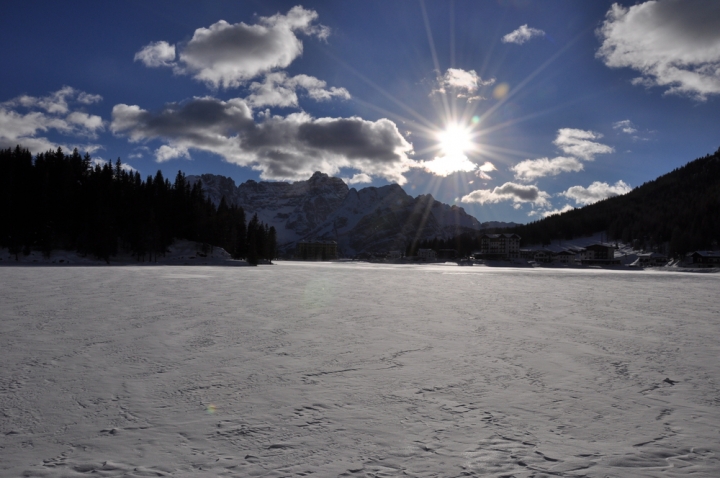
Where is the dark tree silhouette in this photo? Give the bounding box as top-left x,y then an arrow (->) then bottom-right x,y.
0,146 -> 276,264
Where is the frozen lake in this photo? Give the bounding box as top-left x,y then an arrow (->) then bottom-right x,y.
1,263 -> 719,477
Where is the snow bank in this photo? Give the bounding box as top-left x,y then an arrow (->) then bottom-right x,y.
0,240 -> 250,266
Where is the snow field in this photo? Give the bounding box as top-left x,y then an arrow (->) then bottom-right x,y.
1,263 -> 719,477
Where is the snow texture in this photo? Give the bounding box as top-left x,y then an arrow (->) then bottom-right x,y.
1,263 -> 719,477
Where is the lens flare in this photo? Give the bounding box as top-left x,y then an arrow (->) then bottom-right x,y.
493,83 -> 510,99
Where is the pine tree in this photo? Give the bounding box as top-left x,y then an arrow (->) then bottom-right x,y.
246,214 -> 259,265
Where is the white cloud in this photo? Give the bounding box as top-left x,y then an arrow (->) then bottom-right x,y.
416,154 -> 478,177
128,146 -> 150,159
91,157 -> 138,173
136,6 -> 330,89
434,68 -> 495,101
512,156 -> 583,181
528,204 -> 576,218
342,173 -> 372,185
246,72 -> 350,108
461,182 -> 550,207
0,87 -> 105,152
554,128 -> 614,161
134,41 -> 176,67
110,96 -> 414,184
77,92 -> 103,105
612,119 -> 637,134
510,128 -> 612,181
478,161 -> 496,172
66,112 -> 104,136
475,161 -> 496,180
597,0 -> 720,100
13,85 -> 90,115
155,145 -> 191,162
502,25 -> 546,45
561,180 -> 632,205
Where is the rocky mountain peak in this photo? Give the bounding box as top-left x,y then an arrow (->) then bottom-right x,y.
190,171 -> 501,255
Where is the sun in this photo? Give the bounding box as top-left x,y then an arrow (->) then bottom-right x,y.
437,124 -> 474,157
421,122 -> 479,176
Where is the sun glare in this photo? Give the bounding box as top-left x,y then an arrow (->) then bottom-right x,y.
437,124 -> 473,157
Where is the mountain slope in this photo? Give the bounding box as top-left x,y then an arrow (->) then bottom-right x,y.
189,172 -> 504,255
189,172 -> 349,244
508,147 -> 720,256
302,184 -> 483,255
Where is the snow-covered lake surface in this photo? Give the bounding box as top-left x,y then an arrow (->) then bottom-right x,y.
1,263 -> 719,477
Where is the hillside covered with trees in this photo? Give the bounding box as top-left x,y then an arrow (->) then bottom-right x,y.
409,147 -> 719,259
508,147 -> 720,256
0,146 -> 277,264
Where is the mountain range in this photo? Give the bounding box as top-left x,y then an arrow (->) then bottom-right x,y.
188,172 -> 517,255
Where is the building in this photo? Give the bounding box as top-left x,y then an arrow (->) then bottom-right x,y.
533,249 -> 554,263
685,251 -> 720,266
518,249 -> 535,260
554,250 -> 577,264
580,243 -> 619,265
295,240 -> 338,261
637,252 -> 668,266
437,249 -> 457,260
477,233 -> 521,260
417,248 -> 437,261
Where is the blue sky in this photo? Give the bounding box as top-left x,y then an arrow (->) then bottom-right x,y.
1,0 -> 719,223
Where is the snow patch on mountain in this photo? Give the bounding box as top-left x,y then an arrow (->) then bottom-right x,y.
189,172 -> 518,255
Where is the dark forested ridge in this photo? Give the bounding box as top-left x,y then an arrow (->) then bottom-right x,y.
0,146 -> 276,264
507,147 -> 720,256
409,147 -> 720,259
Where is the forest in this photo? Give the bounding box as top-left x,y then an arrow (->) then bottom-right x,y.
418,147 -> 720,258
0,146 -> 276,264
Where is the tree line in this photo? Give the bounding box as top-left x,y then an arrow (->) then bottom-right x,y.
405,234 -> 482,258
431,147 -> 720,258
0,146 -> 276,264
507,147 -> 720,256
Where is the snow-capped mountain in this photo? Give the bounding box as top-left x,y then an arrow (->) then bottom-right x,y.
189,171 -> 348,242
188,172 -> 516,255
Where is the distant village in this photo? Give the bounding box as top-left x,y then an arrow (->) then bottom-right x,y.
294,233 -> 720,268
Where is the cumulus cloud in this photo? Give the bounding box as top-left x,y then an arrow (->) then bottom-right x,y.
561,180 -> 631,205
413,154 -> 496,178
475,161 -> 496,180
434,68 -> 495,102
502,25 -> 546,45
92,157 -> 138,173
342,173 -> 372,185
246,72 -> 350,108
554,128 -> 614,161
13,85 -> 88,114
512,156 -> 583,181
0,86 -> 105,152
134,41 -> 176,67
511,129 -> 612,181
416,154 -> 478,177
135,6 -> 330,89
613,119 -> 637,134
528,204 -> 576,218
597,0 -> 720,100
461,182 -> 550,207
155,145 -> 191,162
110,96 -> 414,183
